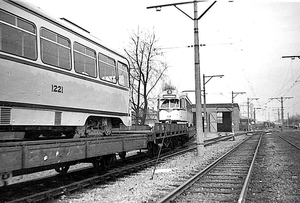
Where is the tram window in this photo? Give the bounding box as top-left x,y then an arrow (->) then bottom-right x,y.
180,98 -> 186,109
117,62 -> 129,87
0,10 -> 15,25
160,99 -> 169,109
74,42 -> 96,77
40,28 -> 71,70
169,99 -> 179,108
17,18 -> 35,34
0,10 -> 37,60
98,53 -> 116,83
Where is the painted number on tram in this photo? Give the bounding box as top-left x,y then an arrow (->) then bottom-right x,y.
51,85 -> 64,93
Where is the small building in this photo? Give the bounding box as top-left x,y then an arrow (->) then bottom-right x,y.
192,103 -> 240,133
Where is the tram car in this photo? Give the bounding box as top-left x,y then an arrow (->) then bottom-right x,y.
157,89 -> 193,126
0,0 -> 131,139
0,0 -> 193,186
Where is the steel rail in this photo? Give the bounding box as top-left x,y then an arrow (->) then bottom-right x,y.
279,135 -> 300,150
237,132 -> 263,203
157,134 -> 253,203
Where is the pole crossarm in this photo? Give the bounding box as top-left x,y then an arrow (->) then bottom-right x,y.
147,1 -> 216,21
269,97 -> 293,103
147,0 -> 206,10
174,5 -> 194,20
232,91 -> 246,103
282,55 -> 300,60
248,97 -> 259,103
197,1 -> 217,20
203,74 -> 224,85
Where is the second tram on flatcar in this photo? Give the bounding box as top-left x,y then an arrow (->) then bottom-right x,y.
157,89 -> 193,126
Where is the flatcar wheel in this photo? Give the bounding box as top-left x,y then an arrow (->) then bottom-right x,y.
118,152 -> 126,159
55,165 -> 70,174
170,139 -> 175,150
93,158 -> 105,174
152,143 -> 159,155
102,154 -> 116,168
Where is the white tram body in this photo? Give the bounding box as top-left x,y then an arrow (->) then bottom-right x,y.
0,0 -> 131,138
157,89 -> 193,126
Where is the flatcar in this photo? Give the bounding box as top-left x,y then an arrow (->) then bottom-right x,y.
0,0 -> 131,139
157,89 -> 193,126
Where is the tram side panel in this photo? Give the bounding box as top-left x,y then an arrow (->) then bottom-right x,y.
0,0 -> 131,139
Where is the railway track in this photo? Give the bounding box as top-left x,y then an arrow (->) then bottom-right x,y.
157,132 -> 262,203
0,134 -> 236,203
279,131 -> 300,149
244,131 -> 300,202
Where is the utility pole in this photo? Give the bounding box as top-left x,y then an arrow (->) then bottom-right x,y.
269,96 -> 292,131
147,1 -> 217,156
232,91 -> 246,104
253,107 -> 262,130
287,112 -> 289,127
231,91 -> 245,139
247,97 -> 259,131
203,74 -> 224,137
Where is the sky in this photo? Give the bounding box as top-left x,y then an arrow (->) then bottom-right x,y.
24,0 -> 300,122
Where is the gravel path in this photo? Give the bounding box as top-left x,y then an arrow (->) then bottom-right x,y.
55,135 -> 247,203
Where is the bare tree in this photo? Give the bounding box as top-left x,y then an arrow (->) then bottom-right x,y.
162,82 -> 177,92
125,27 -> 167,125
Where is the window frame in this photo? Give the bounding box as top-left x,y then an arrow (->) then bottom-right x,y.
73,41 -> 97,78
40,27 -> 72,70
117,61 -> 129,87
98,52 -> 117,84
0,9 -> 37,60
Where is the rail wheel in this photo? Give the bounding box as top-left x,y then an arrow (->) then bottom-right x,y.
93,154 -> 116,174
0,172 -> 12,186
118,152 -> 126,159
170,138 -> 176,150
93,157 -> 104,174
102,154 -> 116,168
55,165 -> 70,174
148,142 -> 163,156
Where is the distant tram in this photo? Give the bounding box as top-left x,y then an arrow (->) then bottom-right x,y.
157,89 -> 193,126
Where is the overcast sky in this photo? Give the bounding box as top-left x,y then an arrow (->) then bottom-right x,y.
25,0 -> 300,122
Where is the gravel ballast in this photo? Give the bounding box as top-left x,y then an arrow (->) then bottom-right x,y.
246,131 -> 300,202
55,135 -> 247,203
